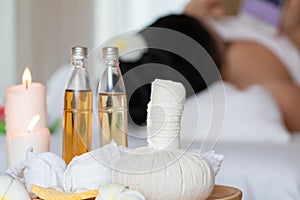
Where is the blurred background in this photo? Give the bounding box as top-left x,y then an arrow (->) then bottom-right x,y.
0,0 -> 189,96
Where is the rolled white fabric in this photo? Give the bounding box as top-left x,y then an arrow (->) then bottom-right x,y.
147,79 -> 186,150
150,79 -> 186,107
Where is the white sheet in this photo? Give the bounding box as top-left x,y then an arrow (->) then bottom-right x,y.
128,131 -> 300,200
1,133 -> 300,200
181,81 -> 291,144
213,135 -> 300,200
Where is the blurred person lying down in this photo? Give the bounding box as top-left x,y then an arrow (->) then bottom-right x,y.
119,0 -> 300,132
185,0 -> 300,132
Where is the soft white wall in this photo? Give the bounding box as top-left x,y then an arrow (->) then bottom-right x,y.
16,0 -> 97,84
90,0 -> 189,91
1,0 -> 189,88
94,0 -> 189,45
0,0 -> 16,99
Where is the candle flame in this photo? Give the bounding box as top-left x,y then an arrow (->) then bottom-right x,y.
27,114 -> 40,132
22,67 -> 32,89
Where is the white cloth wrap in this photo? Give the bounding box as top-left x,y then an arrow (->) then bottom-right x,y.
147,79 -> 186,150
6,143 -> 124,194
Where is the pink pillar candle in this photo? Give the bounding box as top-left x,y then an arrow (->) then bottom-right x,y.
5,68 -> 47,136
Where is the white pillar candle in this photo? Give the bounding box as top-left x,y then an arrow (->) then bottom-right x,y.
6,115 -> 50,167
5,67 -> 47,135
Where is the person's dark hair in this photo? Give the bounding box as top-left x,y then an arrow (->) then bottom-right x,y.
147,14 -> 223,68
120,14 -> 223,125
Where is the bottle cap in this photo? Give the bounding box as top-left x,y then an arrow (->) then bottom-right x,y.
103,47 -> 118,60
72,46 -> 88,59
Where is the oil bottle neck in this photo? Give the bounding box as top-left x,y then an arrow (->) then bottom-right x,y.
71,57 -> 87,69
104,58 -> 119,68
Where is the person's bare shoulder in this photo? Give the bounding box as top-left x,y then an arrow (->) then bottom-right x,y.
222,41 -> 292,88
222,41 -> 300,131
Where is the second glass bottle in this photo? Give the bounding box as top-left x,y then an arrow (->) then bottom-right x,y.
98,47 -> 128,147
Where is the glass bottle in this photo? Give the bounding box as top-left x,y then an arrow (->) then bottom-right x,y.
98,47 -> 128,147
63,46 -> 92,164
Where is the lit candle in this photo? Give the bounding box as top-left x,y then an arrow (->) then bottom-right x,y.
5,67 -> 47,135
6,114 -> 50,167
22,67 -> 31,90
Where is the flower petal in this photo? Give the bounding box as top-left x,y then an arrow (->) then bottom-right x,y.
118,190 -> 145,200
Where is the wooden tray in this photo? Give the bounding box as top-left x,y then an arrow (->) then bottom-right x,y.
207,185 -> 242,200
32,185 -> 242,200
